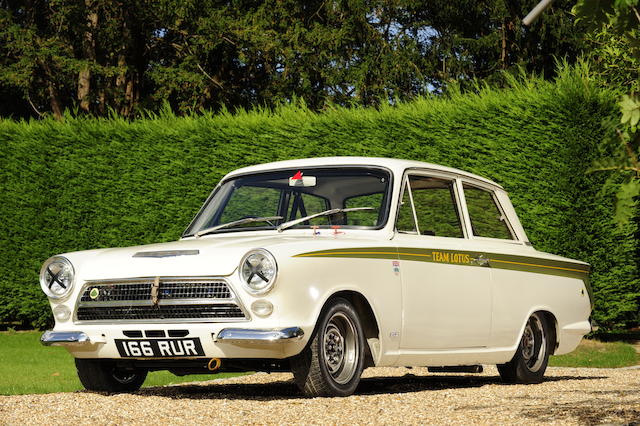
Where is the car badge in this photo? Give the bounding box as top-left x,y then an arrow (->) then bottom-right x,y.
89,287 -> 100,300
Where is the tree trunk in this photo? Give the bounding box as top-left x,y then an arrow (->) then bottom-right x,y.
48,82 -> 64,120
39,59 -> 64,120
78,0 -> 98,113
501,20 -> 507,69
116,5 -> 130,116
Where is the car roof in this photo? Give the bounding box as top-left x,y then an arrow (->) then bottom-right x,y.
223,157 -> 503,189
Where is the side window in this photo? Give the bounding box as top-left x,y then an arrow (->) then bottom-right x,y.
219,186 -> 281,223
345,193 -> 383,226
396,175 -> 464,238
396,183 -> 417,233
463,184 -> 513,240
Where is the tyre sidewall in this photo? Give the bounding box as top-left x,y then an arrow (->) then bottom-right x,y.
76,358 -> 147,392
314,298 -> 366,396
514,313 -> 553,383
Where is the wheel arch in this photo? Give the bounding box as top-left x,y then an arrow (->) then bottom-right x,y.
317,290 -> 381,368
536,310 -> 559,355
516,308 -> 559,356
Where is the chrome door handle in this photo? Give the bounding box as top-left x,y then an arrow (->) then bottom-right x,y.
471,255 -> 490,267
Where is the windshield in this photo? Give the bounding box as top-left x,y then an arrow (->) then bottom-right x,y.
183,167 -> 392,236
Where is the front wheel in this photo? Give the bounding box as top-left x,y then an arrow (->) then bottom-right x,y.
497,312 -> 554,384
76,358 -> 147,392
291,298 -> 365,397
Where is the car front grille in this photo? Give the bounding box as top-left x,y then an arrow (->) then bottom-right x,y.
75,277 -> 247,322
79,280 -> 232,302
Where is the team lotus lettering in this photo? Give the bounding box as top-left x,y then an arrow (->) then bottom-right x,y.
431,251 -> 471,264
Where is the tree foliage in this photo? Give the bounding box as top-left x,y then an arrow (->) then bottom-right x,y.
573,0 -> 640,225
1,67 -> 637,329
0,0 -> 586,119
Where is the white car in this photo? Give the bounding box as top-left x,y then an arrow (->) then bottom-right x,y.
40,157 -> 592,397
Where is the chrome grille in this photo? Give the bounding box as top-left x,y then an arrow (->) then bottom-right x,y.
80,282 -> 152,302
80,280 -> 231,302
75,277 -> 247,322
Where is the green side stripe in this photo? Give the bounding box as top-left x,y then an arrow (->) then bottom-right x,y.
293,247 -> 590,278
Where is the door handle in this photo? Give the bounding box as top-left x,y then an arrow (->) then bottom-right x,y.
471,254 -> 490,267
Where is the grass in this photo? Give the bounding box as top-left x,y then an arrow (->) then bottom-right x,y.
0,331 -> 243,395
1,332 -> 637,395
549,339 -> 640,368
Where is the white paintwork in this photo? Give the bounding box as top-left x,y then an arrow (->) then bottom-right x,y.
43,157 -> 591,368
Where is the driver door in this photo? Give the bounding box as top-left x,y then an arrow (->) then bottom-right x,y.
395,172 -> 492,350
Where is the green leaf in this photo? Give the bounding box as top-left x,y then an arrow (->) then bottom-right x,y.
614,180 -> 640,226
620,95 -> 640,125
572,0 -> 616,27
631,109 -> 640,127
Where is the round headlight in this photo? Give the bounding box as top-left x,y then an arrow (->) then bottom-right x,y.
40,256 -> 75,299
239,249 -> 277,295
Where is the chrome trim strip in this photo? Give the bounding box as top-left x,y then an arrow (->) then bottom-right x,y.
41,331 -> 92,346
77,298 -> 236,308
216,327 -> 304,344
133,250 -> 200,258
83,276 -> 227,283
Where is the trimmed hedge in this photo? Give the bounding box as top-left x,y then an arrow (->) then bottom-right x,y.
1,68 -> 638,329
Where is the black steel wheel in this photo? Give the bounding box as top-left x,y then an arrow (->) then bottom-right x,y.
497,312 -> 554,384
75,358 -> 147,392
291,297 -> 365,397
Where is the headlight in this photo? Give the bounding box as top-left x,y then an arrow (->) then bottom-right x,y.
40,256 -> 75,299
239,249 -> 277,295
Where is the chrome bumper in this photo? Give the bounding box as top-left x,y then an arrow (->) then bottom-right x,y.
217,327 -> 304,344
41,331 -> 91,346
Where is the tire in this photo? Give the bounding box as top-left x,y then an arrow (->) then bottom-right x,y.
75,358 -> 147,392
497,312 -> 554,384
291,297 -> 365,397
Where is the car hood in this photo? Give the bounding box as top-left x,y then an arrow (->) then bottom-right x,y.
63,232 -> 386,281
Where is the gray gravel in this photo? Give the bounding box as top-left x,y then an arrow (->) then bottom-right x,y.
1,366 -> 639,425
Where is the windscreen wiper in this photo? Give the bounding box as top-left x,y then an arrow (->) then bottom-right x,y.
195,216 -> 284,238
277,207 -> 373,232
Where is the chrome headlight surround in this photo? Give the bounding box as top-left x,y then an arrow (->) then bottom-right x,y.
239,249 -> 278,295
40,256 -> 75,300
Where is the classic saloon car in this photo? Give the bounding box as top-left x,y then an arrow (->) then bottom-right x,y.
40,157 -> 592,397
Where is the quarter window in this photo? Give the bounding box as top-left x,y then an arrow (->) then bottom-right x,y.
397,176 -> 464,238
396,185 -> 417,233
463,184 -> 513,239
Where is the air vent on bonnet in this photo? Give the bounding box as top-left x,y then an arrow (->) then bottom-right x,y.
133,250 -> 200,258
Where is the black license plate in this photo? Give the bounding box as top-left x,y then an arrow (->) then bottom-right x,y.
115,338 -> 204,358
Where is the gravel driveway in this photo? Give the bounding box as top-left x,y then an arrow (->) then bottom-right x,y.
1,366 -> 639,425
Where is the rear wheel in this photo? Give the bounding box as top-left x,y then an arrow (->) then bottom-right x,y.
291,298 -> 365,397
497,312 -> 553,384
76,359 -> 147,392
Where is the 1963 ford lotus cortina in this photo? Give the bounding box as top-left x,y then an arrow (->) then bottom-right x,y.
40,157 -> 592,397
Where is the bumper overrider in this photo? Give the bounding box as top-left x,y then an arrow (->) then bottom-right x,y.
41,327 -> 304,347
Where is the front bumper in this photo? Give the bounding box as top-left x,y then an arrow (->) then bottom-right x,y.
216,327 -> 304,344
40,326 -> 306,358
41,331 -> 92,346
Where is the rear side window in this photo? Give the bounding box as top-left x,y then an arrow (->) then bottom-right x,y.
463,184 -> 513,240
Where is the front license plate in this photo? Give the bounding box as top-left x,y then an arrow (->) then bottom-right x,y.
115,338 -> 205,358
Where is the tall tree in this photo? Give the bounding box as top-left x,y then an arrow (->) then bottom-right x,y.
0,0 -> 588,119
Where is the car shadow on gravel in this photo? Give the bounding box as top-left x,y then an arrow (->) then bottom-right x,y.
134,373 -> 605,401
521,398 -> 640,425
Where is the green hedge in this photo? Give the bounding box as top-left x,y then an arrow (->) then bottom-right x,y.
1,67 -> 638,329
